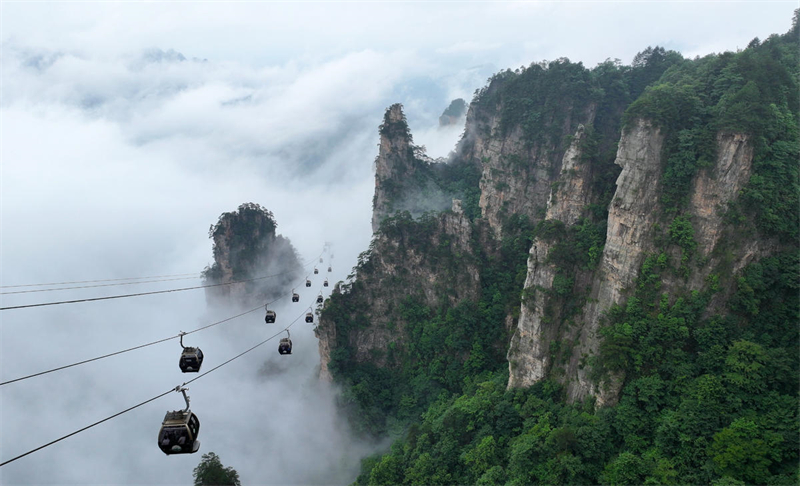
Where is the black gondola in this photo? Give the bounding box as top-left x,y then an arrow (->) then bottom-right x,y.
278,330 -> 292,355
305,312 -> 314,323
264,306 -> 277,324
314,268 -> 319,274
292,291 -> 300,302
319,257 -> 323,263
178,333 -> 203,373
316,294 -> 323,304
158,388 -> 200,455
327,266 -> 332,272
305,279 -> 312,287
323,279 -> 329,287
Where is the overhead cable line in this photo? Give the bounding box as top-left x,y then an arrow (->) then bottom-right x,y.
0,387 -> 177,467
181,309 -> 307,387
0,275 -> 202,295
1,252 -> 324,311
0,308 -> 311,468
0,272 -> 200,289
0,257 -> 324,386
0,305 -> 263,387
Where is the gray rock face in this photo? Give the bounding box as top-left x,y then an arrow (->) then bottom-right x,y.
687,133 -> 756,287
507,125 -> 594,388
317,208 -> 479,376
460,97 -> 596,237
565,118 -> 666,406
372,104 -> 416,233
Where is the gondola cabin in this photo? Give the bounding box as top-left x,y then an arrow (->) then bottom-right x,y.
179,347 -> 203,373
305,279 -> 312,287
305,312 -> 314,323
292,292 -> 300,302
316,294 -> 323,304
314,268 -> 319,275
327,266 -> 332,272
158,410 -> 200,455
319,257 -> 323,263
278,337 -> 292,355
323,279 -> 329,287
264,310 -> 277,323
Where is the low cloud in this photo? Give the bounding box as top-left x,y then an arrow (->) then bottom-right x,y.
2,2 -> 796,483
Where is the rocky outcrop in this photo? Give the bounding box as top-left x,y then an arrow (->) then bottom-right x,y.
687,133 -> 756,286
690,133 -> 753,256
371,104 -> 457,232
317,200 -> 479,372
508,125 -> 595,387
203,203 -> 301,307
372,104 -> 417,233
439,98 -> 467,127
458,93 -> 596,236
565,119 -> 666,405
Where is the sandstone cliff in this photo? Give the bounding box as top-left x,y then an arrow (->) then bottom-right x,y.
321,47 -> 795,413
203,202 -> 301,308
318,199 -> 480,381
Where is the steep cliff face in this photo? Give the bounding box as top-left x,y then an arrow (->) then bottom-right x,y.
203,203 -> 301,307
689,133 -> 753,258
451,62 -> 604,237
461,95 -> 596,236
567,119 -> 666,405
506,119 -> 763,406
686,132 -> 764,294
506,118 -> 667,402
318,200 -> 480,371
439,98 -> 467,127
507,124 -> 598,388
372,104 -> 417,233
371,104 -> 464,233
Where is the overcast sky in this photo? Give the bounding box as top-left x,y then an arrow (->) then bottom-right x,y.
1,1 -> 796,485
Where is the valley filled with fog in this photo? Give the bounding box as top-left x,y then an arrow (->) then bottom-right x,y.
1,2 -> 794,484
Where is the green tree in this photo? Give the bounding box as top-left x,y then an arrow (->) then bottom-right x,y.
193,452 -> 241,486
710,418 -> 783,484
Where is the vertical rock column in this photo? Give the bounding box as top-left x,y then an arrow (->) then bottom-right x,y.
566,119 -> 666,406
372,104 -> 416,233
507,125 -> 594,387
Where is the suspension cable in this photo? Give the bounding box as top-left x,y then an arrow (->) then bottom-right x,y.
0,387 -> 177,467
0,275 -> 202,295
1,251 -> 324,311
0,305 -> 262,387
0,272 -> 200,289
182,308 -> 308,387
0,263 -> 322,386
0,306 -> 315,468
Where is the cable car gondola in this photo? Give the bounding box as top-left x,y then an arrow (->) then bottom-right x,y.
314,268 -> 319,275
292,290 -> 300,302
327,266 -> 332,272
278,330 -> 292,355
178,333 -> 203,373
323,279 -> 329,287
305,312 -> 314,323
264,305 -> 277,324
316,294 -> 323,304
158,388 -> 200,455
319,257 -> 323,263
305,279 -> 312,287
